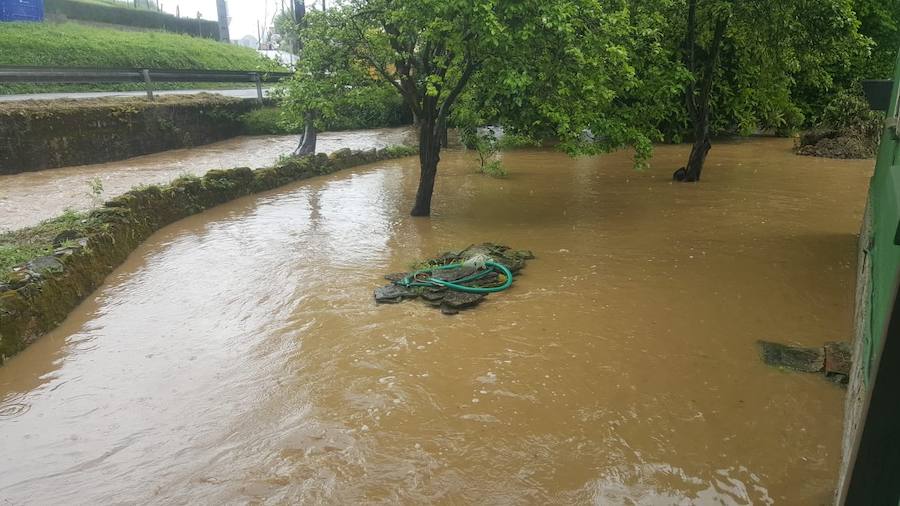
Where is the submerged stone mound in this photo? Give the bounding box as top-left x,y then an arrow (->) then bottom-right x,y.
796,129 -> 878,159
374,243 -> 534,314
757,340 -> 851,384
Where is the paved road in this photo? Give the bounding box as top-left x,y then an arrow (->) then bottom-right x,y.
0,88 -> 270,102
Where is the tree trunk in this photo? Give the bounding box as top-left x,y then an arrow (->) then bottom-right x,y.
439,117 -> 449,148
683,131 -> 710,182
410,115 -> 441,216
677,11 -> 727,183
293,111 -> 317,156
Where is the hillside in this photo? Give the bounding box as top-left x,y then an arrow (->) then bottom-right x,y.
0,22 -> 285,94
45,0 -> 219,40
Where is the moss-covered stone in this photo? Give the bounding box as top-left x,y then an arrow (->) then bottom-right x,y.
0,146 -> 418,365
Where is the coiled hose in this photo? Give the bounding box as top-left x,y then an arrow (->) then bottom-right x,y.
395,261 -> 513,294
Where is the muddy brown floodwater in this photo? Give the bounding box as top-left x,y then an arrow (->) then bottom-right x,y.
0,138 -> 872,504
0,126 -> 415,231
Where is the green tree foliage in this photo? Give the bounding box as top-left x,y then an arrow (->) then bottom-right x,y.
662,0 -> 869,181
277,9 -> 392,155
330,0 -> 683,216
853,0 -> 900,78
273,11 -> 299,53
283,0 -> 871,208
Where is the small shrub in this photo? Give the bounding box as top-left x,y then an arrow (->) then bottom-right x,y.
481,160 -> 508,178
326,86 -> 412,130
241,107 -> 301,135
86,177 -> 104,207
460,127 -> 523,178
172,172 -> 200,184
797,88 -> 883,159
383,145 -> 417,157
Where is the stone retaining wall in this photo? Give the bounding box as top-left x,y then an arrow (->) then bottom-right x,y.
0,95 -> 257,175
0,146 -> 415,363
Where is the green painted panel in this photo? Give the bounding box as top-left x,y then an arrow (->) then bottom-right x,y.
864,49 -> 900,382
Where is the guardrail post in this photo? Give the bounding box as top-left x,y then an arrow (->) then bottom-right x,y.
142,69 -> 154,100
253,73 -> 263,104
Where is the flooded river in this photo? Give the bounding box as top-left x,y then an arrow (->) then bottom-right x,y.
0,126 -> 414,231
0,138 -> 872,504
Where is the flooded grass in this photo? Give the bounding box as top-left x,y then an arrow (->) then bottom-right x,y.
0,210 -> 91,277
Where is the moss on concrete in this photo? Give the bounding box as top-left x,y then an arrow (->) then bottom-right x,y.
0,94 -> 258,175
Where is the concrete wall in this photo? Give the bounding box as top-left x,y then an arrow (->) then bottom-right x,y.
0,95 -> 256,175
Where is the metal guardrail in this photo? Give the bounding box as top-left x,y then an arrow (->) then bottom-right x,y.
0,66 -> 294,102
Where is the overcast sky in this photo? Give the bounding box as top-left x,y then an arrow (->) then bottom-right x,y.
156,0 -> 303,41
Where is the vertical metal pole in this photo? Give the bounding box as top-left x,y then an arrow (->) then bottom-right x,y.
216,0 -> 230,42
254,73 -> 263,104
142,69 -> 154,100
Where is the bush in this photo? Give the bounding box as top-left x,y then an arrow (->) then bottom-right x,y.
818,88 -> 883,136
480,160 -> 507,178
459,127 -> 534,177
383,145 -> 417,157
45,0 -> 220,39
797,88 -> 883,159
240,107 -> 301,135
269,84 -> 413,134
326,86 -> 412,130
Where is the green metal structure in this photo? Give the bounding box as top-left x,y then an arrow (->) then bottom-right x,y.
840,49 -> 900,505
861,55 -> 900,383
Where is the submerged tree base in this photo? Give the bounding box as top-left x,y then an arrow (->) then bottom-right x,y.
374,243 -> 534,314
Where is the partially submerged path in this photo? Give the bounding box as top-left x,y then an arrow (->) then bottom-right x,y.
0,126 -> 414,231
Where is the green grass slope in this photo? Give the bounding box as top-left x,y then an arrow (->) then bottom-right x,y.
0,22 -> 281,69
0,22 -> 286,93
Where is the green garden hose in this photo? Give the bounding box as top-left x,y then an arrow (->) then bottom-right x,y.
395,261 -> 513,294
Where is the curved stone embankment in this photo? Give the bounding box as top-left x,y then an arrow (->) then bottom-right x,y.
0,146 -> 416,363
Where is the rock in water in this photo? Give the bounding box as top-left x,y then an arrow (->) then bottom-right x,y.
430,265 -> 477,282
757,340 -> 825,373
824,341 -> 851,380
420,288 -> 447,304
374,285 -> 418,304
442,291 -> 485,309
383,272 -> 409,282
374,243 -> 533,314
